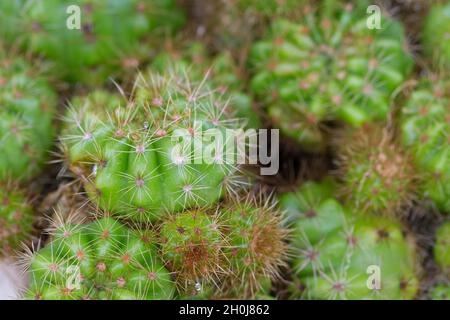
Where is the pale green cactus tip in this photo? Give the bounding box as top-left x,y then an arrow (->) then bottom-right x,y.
400,75 -> 450,214
22,0 -> 185,85
0,183 -> 34,257
25,216 -> 175,300
280,178 -> 418,300
0,48 -> 57,182
248,1 -> 413,151
160,194 -> 288,299
61,69 -> 248,223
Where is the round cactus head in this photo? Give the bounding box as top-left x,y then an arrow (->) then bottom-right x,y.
0,183 -> 34,257
400,75 -> 450,213
26,217 -> 174,300
281,179 -> 418,300
62,70 -> 244,222
337,124 -> 416,217
0,47 -> 56,182
24,0 -> 185,85
249,1 -> 413,151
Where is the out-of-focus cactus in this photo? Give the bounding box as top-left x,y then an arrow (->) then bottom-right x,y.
249,1 -> 413,151
280,179 -> 418,299
400,76 -> 449,213
0,49 -> 56,182
423,1 -> 450,68
24,0 -> 185,85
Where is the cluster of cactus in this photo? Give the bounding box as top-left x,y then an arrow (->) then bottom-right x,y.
61,69 -> 246,222
400,75 -> 449,213
0,0 -> 449,302
249,0 -> 413,151
422,1 -> 450,68
279,178 -> 418,299
26,196 -> 287,300
18,0 -> 185,85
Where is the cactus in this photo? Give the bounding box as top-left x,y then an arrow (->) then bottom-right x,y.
400,76 -> 450,213
249,0 -> 413,151
0,183 -> 34,257
24,0 -> 185,85
336,124 -> 416,217
435,222 -> 450,276
152,42 -> 261,129
0,0 -> 25,47
423,1 -> 450,68
26,217 -> 175,300
430,283 -> 450,300
61,70 -> 242,222
0,48 -> 56,182
159,197 -> 288,299
280,179 -> 418,299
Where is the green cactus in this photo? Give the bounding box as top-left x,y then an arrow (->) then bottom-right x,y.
23,0 -> 185,85
435,222 -> 450,276
220,197 -> 287,298
151,42 -> 261,129
0,183 -> 34,256
0,0 -> 25,47
400,76 -> 450,213
159,198 -> 288,299
0,49 -> 56,182
61,70 -> 242,222
280,179 -> 418,299
337,124 -> 415,217
249,0 -> 413,151
26,217 -> 175,300
430,283 -> 450,300
423,1 -> 450,68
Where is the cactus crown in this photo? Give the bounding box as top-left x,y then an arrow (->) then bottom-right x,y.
62,71 -> 243,222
